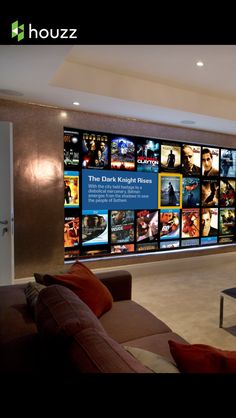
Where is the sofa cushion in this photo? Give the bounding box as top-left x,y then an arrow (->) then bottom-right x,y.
35,261 -> 113,318
168,340 -> 236,373
124,346 -> 180,373
35,285 -> 105,338
100,300 -> 171,343
125,332 -> 188,363
67,328 -> 151,373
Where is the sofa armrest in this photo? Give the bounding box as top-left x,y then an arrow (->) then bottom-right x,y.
95,270 -> 132,301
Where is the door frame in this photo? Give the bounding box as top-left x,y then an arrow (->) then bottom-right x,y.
0,122 -> 14,285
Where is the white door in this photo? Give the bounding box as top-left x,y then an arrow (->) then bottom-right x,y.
0,122 -> 14,285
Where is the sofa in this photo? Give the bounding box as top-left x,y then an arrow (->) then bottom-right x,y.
0,269 -> 187,375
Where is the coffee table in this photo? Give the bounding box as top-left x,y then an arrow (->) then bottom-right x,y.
219,287 -> 236,328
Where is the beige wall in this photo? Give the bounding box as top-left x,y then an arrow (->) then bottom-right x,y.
0,98 -> 236,279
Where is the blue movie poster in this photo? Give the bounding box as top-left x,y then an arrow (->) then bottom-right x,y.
82,210 -> 108,246
182,177 -> 200,207
136,138 -> 159,173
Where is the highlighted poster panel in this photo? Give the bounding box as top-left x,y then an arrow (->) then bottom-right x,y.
82,169 -> 158,210
64,171 -> 79,208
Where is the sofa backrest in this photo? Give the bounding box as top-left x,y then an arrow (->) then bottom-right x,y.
35,285 -> 151,374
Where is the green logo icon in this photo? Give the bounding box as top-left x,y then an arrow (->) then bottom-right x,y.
11,20 -> 24,41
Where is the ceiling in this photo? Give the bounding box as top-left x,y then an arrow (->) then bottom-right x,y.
1,45 -> 236,134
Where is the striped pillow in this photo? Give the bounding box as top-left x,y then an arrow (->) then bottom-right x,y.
24,282 -> 46,318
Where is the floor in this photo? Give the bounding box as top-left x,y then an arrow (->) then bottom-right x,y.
99,251 -> 236,350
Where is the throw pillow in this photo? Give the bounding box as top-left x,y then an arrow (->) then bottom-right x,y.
124,345 -> 180,373
35,285 -> 106,338
68,260 -> 99,278
168,340 -> 236,373
34,269 -> 66,285
43,271 -> 113,318
24,282 -> 46,318
35,285 -> 150,373
34,272 -> 46,285
34,262 -> 101,286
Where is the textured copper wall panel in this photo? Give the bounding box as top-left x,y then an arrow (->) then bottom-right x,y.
0,98 -> 236,278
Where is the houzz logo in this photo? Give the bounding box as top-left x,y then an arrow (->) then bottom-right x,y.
11,21 -> 78,41
12,20 -> 24,42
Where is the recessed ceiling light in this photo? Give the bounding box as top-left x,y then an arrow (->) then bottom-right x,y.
73,101 -> 80,106
196,61 -> 204,67
180,120 -> 196,125
0,88 -> 24,96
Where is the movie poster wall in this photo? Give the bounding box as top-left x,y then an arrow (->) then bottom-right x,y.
64,128 -> 236,260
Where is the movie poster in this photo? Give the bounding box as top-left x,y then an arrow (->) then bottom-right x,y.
201,236 -> 218,245
82,210 -> 108,245
181,209 -> 200,238
220,149 -> 236,177
219,236 -> 235,244
64,249 -> 80,260
160,209 -> 180,240
81,246 -> 108,257
136,242 -> 159,252
160,174 -> 181,207
64,129 -> 79,168
111,136 -> 135,170
201,208 -> 218,237
201,179 -> 219,207
136,210 -> 158,243
220,179 -> 236,207
182,177 -> 200,207
136,138 -> 159,172
64,216 -> 80,248
202,147 -> 219,176
64,171 -> 79,208
82,132 -> 108,169
161,143 -> 181,172
219,208 -> 235,236
182,144 -> 201,176
160,240 -> 180,249
111,244 -> 134,254
181,238 -> 199,247
111,210 -> 135,243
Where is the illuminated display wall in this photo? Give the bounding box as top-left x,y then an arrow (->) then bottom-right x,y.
64,127 -> 236,260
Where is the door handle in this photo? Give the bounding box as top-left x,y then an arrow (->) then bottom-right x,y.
2,227 -> 8,236
0,220 -> 8,225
